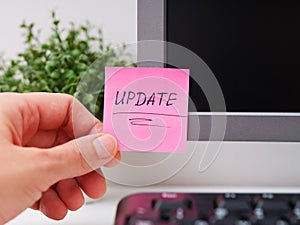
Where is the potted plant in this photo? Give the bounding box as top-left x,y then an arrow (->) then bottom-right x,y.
0,12 -> 132,120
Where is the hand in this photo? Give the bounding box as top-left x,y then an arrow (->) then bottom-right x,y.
0,93 -> 120,223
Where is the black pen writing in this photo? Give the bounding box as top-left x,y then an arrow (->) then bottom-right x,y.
129,118 -> 171,128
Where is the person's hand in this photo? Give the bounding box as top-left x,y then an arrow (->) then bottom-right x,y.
0,93 -> 120,223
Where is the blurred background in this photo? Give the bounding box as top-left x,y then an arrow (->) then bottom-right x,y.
0,0 -> 137,59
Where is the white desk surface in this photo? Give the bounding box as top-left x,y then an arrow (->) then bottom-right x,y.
6,184 -> 300,225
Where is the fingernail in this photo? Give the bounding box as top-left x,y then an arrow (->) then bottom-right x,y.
93,135 -> 117,159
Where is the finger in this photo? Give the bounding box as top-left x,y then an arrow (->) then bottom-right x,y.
26,130 -> 57,148
56,178 -> 84,211
28,134 -> 118,190
76,170 -> 106,199
30,201 -> 40,210
26,129 -> 71,148
0,93 -> 102,144
39,189 -> 67,220
22,93 -> 100,136
103,151 -> 121,168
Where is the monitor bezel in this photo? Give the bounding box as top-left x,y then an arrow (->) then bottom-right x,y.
137,0 -> 300,142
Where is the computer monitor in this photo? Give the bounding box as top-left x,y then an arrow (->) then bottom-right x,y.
103,0 -> 300,187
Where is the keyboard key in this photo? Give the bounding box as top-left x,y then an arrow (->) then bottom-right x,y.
253,194 -> 291,212
235,220 -> 251,225
131,219 -> 154,225
194,219 -> 209,225
176,208 -> 184,220
159,208 -> 171,221
215,194 -> 251,216
153,199 -> 192,210
275,219 -> 290,225
214,207 -> 229,220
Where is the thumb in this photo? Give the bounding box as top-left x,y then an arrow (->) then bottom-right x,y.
40,134 -> 118,186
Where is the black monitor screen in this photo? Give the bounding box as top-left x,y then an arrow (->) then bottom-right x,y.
166,0 -> 300,112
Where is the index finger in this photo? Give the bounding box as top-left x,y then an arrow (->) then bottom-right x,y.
1,93 -> 101,140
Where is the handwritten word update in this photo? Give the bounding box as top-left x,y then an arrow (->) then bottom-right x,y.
114,91 -> 177,106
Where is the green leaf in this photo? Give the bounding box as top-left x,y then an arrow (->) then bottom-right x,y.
45,61 -> 56,73
53,20 -> 60,26
41,43 -> 49,50
50,71 -> 60,79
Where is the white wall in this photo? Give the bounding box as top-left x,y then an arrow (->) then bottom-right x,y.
0,0 -> 137,59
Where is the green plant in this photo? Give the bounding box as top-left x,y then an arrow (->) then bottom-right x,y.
0,12 -> 132,120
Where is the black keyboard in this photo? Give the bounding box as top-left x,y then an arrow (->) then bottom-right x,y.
114,192 -> 300,225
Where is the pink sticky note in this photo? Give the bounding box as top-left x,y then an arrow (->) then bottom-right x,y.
103,67 -> 189,153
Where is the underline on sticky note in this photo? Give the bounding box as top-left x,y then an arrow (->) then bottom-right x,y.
129,118 -> 171,128
113,111 -> 188,118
